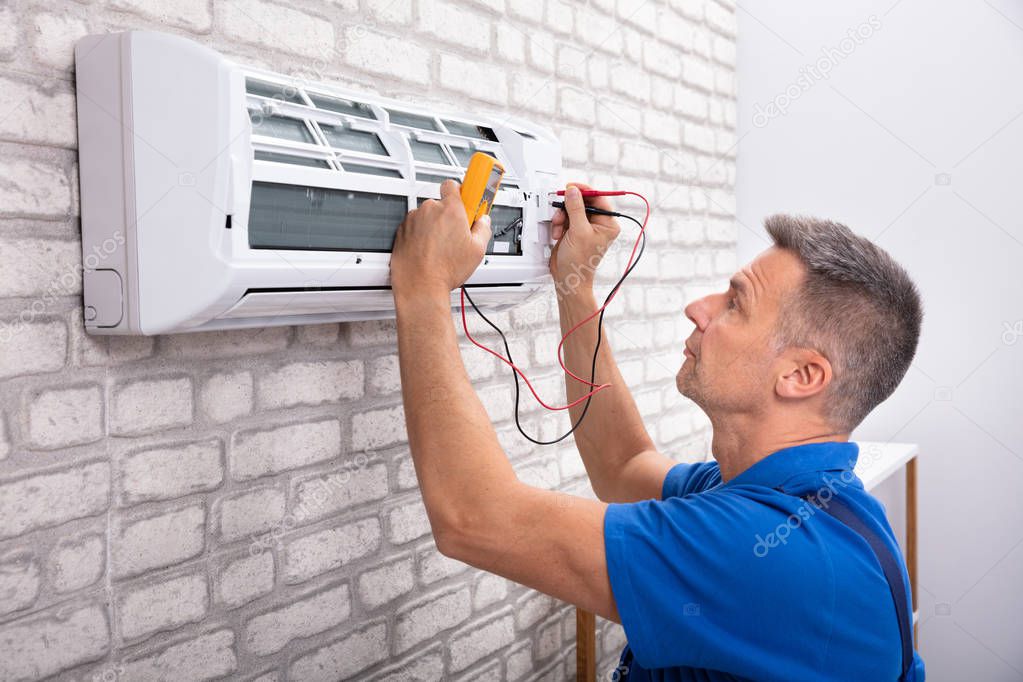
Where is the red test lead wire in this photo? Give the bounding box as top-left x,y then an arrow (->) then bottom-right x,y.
553,189 -> 628,197
458,189 -> 651,412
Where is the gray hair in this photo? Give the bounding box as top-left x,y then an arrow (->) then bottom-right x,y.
765,214 -> 923,431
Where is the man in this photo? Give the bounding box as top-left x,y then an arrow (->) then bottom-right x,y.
390,181 -> 925,681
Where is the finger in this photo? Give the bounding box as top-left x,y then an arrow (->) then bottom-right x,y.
470,214 -> 492,250
563,186 -> 593,233
551,210 -> 566,240
440,179 -> 460,201
567,181 -> 616,213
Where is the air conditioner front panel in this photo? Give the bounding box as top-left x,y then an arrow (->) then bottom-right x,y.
75,31 -> 562,335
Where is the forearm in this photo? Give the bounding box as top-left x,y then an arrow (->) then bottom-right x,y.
557,287 -> 656,499
394,291 -> 518,538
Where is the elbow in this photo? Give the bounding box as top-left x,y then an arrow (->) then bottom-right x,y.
433,525 -> 462,560
429,508 -> 473,561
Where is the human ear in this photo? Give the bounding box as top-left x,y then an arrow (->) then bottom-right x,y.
775,348 -> 832,400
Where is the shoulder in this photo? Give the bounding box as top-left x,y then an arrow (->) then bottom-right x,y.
661,460 -> 722,499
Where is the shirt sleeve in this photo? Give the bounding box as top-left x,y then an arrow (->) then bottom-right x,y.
604,489 -> 836,678
661,461 -> 720,500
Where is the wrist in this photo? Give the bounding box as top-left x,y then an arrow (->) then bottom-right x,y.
392,281 -> 452,309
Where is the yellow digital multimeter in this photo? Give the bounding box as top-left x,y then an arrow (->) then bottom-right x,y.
460,152 -> 505,224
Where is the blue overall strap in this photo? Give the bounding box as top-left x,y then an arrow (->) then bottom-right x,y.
807,494 -> 914,680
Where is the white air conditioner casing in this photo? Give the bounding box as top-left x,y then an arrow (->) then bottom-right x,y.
74,31 -> 561,335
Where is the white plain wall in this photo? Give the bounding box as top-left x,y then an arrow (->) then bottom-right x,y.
737,2 -> 1023,679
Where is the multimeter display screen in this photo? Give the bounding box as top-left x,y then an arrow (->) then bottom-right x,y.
477,166 -> 503,216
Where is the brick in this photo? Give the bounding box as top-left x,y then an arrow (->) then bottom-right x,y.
220,0 -> 335,59
119,439 -> 223,504
219,487 -> 286,542
351,405 -> 406,450
112,504 -> 205,578
111,377 -> 193,435
367,0 -> 412,24
659,10 -> 696,48
245,582 -> 351,656
473,572 -> 508,610
344,28 -> 430,83
0,237 -> 78,296
547,0 -> 574,32
507,0 -> 544,22
0,462 -> 109,539
31,12 -> 88,71
558,86 -> 596,126
0,7 -> 16,60
439,54 -> 508,105
291,461 -> 389,522
0,551 -> 41,616
386,498 -> 432,545
505,642 -> 533,682
162,328 -> 290,359
258,360 -> 363,409
419,0 -> 490,53
684,58 -> 715,92
536,615 -> 562,659
418,545 -> 468,584
643,40 -> 683,79
119,630 -> 237,682
367,647 -> 445,682
117,573 -> 208,640
200,371 -> 253,423
495,27 -> 525,63
110,0 -> 213,31
289,622 -> 388,681
358,556 -> 414,608
395,587 -> 471,653
675,84 -> 709,121
27,385 -> 103,448
231,419 -> 341,480
0,76 -> 77,148
511,72 -> 556,115
284,516 -> 381,584
0,319 -> 66,379
0,605 -> 109,680
367,354 -> 400,395
449,612 -> 516,671
706,1 -> 737,36
216,552 -> 275,609
296,323 -> 340,346
526,32 -> 556,73
515,591 -> 555,630
620,142 -> 661,174
49,534 -> 104,594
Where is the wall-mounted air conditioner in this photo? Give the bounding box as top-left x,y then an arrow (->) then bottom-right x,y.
74,31 -> 561,335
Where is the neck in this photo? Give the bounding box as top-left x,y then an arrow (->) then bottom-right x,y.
708,412 -> 849,481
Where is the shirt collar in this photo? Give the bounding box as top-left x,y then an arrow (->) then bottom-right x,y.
724,441 -> 859,490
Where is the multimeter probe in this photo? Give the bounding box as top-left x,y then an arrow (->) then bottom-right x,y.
458,169 -> 650,445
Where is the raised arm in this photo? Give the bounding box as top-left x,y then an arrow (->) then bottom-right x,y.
551,186 -> 676,502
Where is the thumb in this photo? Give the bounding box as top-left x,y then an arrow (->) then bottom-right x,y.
563,186 -> 592,233
470,213 -> 492,250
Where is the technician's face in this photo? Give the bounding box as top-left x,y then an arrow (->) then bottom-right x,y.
676,247 -> 805,416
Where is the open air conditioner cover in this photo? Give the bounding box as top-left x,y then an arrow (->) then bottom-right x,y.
74,31 -> 562,335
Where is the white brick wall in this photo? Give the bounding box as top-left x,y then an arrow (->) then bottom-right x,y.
0,0 -> 735,679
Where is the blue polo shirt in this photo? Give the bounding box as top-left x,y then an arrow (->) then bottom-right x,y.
604,441 -> 925,681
